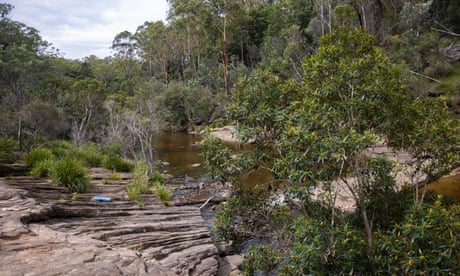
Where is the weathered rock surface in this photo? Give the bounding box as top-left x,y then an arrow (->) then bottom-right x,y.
0,168 -> 219,275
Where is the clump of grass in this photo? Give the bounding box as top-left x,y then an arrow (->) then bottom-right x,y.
24,148 -> 53,168
126,161 -> 150,206
47,140 -> 73,159
30,158 -> 55,177
101,143 -> 134,172
154,181 -> 170,206
51,157 -> 91,193
126,183 -> 145,207
102,155 -> 134,172
0,137 -> 17,164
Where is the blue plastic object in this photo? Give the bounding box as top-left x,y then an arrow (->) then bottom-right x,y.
93,196 -> 112,202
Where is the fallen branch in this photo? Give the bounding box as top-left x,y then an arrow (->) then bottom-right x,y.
409,70 -> 442,84
199,196 -> 215,209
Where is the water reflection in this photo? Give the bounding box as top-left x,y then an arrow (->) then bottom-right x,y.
152,132 -> 206,178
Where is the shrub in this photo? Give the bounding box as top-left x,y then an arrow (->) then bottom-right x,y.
0,137 -> 17,164
373,199 -> 460,275
279,217 -> 369,275
76,142 -> 103,167
24,148 -> 53,168
243,245 -> 280,276
51,158 -> 91,193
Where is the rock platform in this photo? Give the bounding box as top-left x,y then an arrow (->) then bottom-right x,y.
0,168 -> 221,275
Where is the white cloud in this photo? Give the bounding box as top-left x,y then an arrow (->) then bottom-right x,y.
8,0 -> 168,59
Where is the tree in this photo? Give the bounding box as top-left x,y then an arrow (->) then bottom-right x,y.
0,4 -> 49,148
20,101 -> 69,146
203,27 -> 459,269
136,21 -> 173,83
62,78 -> 106,146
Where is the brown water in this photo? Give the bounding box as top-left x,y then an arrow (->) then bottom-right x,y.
427,174 -> 460,203
152,132 -> 206,178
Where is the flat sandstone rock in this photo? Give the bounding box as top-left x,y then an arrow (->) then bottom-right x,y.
0,169 -> 219,276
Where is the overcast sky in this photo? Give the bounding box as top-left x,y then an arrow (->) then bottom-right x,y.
7,0 -> 168,59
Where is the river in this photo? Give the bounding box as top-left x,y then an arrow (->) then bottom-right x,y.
152,131 -> 206,178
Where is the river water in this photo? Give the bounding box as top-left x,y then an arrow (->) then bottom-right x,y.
152,132 -> 206,178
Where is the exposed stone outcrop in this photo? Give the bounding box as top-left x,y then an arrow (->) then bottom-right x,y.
0,168 -> 219,275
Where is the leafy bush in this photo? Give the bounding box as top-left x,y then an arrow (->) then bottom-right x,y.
51,158 -> 91,193
0,137 -> 17,164
280,217 -> 369,275
373,199 -> 460,275
24,148 -> 52,168
243,245 -> 280,276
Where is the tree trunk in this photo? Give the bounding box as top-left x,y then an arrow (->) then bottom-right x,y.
361,207 -> 373,249
222,3 -> 230,98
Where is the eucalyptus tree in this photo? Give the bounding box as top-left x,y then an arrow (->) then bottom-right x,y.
136,21 -> 174,83
111,31 -> 142,94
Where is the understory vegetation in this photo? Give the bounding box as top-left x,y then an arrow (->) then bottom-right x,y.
25,141 -> 133,193
0,0 -> 459,274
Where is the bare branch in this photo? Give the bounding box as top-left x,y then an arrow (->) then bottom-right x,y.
409,70 -> 442,84
431,20 -> 460,37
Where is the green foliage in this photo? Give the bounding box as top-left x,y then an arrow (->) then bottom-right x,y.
0,137 -> 17,164
126,161 -> 150,206
126,183 -> 145,207
398,97 -> 460,183
212,185 -> 292,246
202,27 -> 459,275
199,136 -> 239,181
102,154 -> 134,172
243,245 -> 280,276
47,140 -> 74,159
374,200 -> 460,274
101,143 -> 134,172
153,181 -> 170,206
50,157 -> 91,193
280,218 -> 369,275
155,81 -> 215,127
75,142 -> 104,167
24,148 -> 53,168
29,159 -> 55,178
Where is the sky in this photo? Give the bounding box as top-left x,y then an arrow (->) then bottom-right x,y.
7,0 -> 169,59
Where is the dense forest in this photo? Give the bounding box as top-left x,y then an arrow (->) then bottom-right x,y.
1,0 -> 460,274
